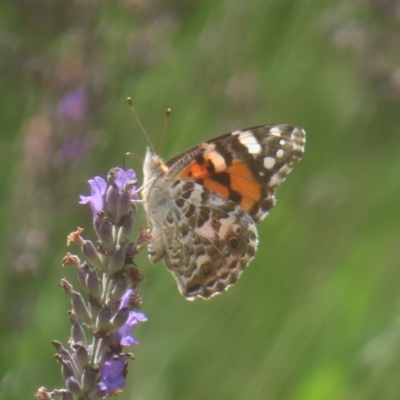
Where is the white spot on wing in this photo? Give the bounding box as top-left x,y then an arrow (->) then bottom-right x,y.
205,149 -> 227,172
276,149 -> 284,158
279,139 -> 285,146
269,173 -> 279,187
238,131 -> 261,154
232,130 -> 241,135
269,127 -> 282,136
218,217 -> 233,239
263,156 -> 276,169
195,220 -> 215,240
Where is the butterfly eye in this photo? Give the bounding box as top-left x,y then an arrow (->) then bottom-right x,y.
228,237 -> 239,249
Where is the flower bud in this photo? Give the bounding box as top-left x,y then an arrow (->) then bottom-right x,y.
93,210 -> 104,237
71,292 -> 92,324
108,298 -> 119,316
71,316 -> 87,346
52,341 -> 74,365
88,298 -> 102,321
66,377 -> 83,398
107,239 -> 128,275
77,263 -> 90,293
96,306 -> 112,332
51,340 -> 65,353
125,242 -> 137,260
96,334 -> 117,365
117,189 -> 132,222
82,366 -> 100,394
67,227 -> 85,246
73,343 -> 90,369
62,253 -> 81,267
82,240 -> 103,270
59,279 -> 74,295
118,212 -> 134,240
110,276 -> 128,302
60,359 -> 75,380
105,183 -> 119,219
87,268 -> 101,300
94,212 -> 114,250
97,346 -> 118,367
110,308 -> 129,332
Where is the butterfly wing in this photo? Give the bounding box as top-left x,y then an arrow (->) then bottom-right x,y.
166,124 -> 305,222
160,180 -> 258,300
150,124 -> 305,300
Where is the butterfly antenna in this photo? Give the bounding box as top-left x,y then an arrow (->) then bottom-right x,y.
127,97 -> 155,153
123,152 -> 143,170
159,108 -> 171,154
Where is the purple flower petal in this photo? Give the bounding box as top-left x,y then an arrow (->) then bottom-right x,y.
115,169 -> 138,200
118,310 -> 147,346
132,311 -> 147,322
79,176 -> 107,216
117,289 -> 147,346
99,358 -> 126,395
119,329 -> 139,346
79,169 -> 138,218
119,289 -> 133,308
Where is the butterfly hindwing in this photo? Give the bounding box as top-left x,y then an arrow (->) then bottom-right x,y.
159,180 -> 258,300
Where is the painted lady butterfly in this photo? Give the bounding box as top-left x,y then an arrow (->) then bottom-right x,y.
142,125 -> 305,300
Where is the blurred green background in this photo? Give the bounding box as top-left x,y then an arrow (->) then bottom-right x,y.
2,1 -> 400,399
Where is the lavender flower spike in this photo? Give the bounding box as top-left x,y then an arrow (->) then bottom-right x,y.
79,177 -> 107,216
38,168 -> 146,400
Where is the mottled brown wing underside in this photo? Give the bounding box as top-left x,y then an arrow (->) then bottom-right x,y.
162,181 -> 258,300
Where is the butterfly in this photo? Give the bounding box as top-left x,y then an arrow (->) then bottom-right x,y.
142,124 -> 305,300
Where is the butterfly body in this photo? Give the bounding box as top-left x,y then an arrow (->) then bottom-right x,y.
142,124 -> 305,300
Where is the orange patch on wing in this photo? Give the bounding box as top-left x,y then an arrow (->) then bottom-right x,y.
226,162 -> 261,202
181,161 -> 209,179
202,178 -> 230,199
240,197 -> 256,212
180,159 -> 261,212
